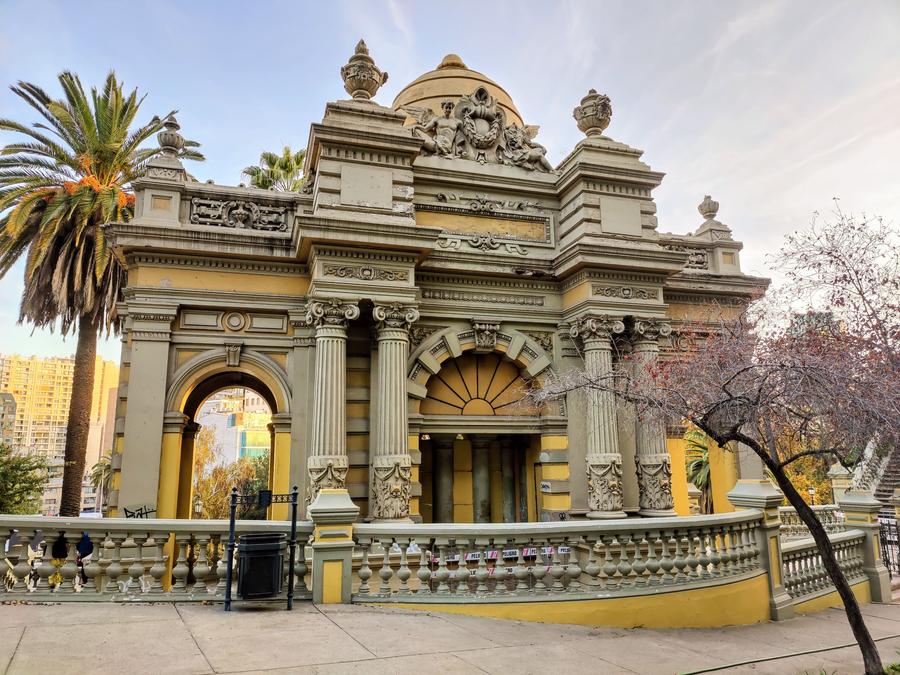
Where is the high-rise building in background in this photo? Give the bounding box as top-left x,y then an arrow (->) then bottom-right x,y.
0,354 -> 119,515
0,392 -> 15,446
196,388 -> 272,465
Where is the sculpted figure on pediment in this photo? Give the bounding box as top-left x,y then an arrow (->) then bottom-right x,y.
404,87 -> 555,173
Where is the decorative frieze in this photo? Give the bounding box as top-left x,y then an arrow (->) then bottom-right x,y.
323,264 -> 409,282
437,235 -> 529,256
663,243 -> 710,270
307,456 -> 349,504
421,289 -> 544,306
190,197 -> 288,232
593,285 -> 659,300
435,192 -> 541,213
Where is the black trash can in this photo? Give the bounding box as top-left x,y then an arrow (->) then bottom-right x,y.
236,533 -> 286,599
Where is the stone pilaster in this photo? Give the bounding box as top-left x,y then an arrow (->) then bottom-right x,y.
305,298 -> 360,506
632,318 -> 676,517
472,436 -> 492,523
370,303 -> 419,521
433,437 -> 455,523
570,314 -> 626,519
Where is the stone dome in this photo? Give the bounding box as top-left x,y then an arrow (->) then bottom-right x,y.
392,54 -> 524,127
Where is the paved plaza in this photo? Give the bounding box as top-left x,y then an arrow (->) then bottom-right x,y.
1,601 -> 900,674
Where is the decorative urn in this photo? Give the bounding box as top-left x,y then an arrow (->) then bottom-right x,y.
157,115 -> 184,156
698,195 -> 720,221
340,39 -> 389,101
573,89 -> 612,137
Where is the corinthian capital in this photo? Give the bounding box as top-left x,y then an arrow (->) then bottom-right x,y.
570,314 -> 625,343
634,318 -> 673,343
305,298 -> 360,329
373,303 -> 419,332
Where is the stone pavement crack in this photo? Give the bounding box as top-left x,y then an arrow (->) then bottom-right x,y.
175,604 -> 217,674
1,626 -> 25,675
312,605 -> 379,660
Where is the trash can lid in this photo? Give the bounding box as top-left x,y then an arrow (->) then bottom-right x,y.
238,532 -> 286,544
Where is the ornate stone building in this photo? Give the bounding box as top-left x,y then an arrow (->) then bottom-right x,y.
106,41 -> 765,523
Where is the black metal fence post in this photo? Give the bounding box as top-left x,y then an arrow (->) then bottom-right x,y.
224,487 -> 238,611
287,485 -> 299,610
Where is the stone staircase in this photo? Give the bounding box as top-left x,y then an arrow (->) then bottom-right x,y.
874,449 -> 900,519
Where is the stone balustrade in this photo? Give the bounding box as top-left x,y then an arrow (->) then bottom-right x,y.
0,516 -> 313,601
352,511 -> 764,602
780,530 -> 867,600
778,505 -> 845,540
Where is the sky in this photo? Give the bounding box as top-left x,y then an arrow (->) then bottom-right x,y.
0,0 -> 898,361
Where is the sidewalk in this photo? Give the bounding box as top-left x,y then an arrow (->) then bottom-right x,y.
1,600 -> 899,674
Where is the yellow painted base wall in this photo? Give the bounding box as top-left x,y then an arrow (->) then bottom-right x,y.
377,573 -> 771,629
793,579 -> 870,614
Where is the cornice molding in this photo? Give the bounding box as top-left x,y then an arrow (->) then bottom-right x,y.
126,253 -> 307,276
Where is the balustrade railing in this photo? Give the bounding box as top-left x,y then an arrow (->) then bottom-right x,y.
780,530 -> 867,600
0,516 -> 312,601
778,505 -> 845,540
352,511 -> 764,602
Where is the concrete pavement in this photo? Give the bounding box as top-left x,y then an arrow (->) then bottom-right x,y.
1,600 -> 900,674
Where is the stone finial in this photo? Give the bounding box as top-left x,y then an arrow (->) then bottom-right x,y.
698,195 -> 719,221
573,89 -> 612,137
340,39 -> 389,101
157,115 -> 185,157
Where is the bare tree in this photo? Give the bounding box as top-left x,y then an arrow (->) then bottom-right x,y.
535,207 -> 898,674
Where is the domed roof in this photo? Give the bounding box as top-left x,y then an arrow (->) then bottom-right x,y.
392,54 -> 524,127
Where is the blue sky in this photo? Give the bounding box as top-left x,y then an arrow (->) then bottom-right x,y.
1,0 -> 898,361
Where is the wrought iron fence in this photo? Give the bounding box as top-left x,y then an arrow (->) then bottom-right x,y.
879,518 -> 900,578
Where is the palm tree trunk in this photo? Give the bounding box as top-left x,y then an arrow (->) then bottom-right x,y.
59,315 -> 98,516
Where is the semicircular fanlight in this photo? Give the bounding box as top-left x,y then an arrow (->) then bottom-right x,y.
421,353 -> 536,416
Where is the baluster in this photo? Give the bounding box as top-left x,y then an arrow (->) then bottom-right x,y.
171,534 -> 191,594
644,532 -> 661,585
295,534 -> 309,595
455,539 -> 471,595
357,540 -> 372,596
103,533 -> 125,594
215,534 -> 229,597
532,541 -> 548,593
584,537 -> 602,588
733,524 -> 747,572
34,535 -> 56,593
397,541 -> 411,595
492,539 -> 509,595
125,533 -> 147,595
9,532 -> 34,593
632,533 -> 647,587
0,532 -> 8,595
682,531 -> 698,579
377,538 -> 394,596
58,531 -> 79,593
549,540 -> 566,593
416,541 -> 432,594
610,536 -> 627,588
192,534 -> 210,595
658,532 -> 674,584
620,534 -> 637,587
513,542 -> 529,593
435,542 -> 451,595
671,532 -> 687,583
601,536 -> 617,589
474,541 -> 489,594
565,537 -> 582,593
696,530 -> 711,578
726,526 -> 740,575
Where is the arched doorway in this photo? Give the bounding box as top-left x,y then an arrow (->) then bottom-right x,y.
189,385 -> 273,520
161,365 -> 292,521
418,352 -> 542,524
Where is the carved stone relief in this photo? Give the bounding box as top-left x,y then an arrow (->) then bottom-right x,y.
307,456 -> 349,505
525,331 -> 554,353
422,289 -> 544,306
435,192 -> 541,213
323,264 -> 409,282
663,244 -> 710,270
471,319 -> 501,353
409,325 -> 442,348
190,197 -> 288,232
371,456 -> 412,520
593,285 -> 659,300
438,234 -> 528,256
636,456 -> 675,512
586,453 -> 624,512
403,87 -> 554,172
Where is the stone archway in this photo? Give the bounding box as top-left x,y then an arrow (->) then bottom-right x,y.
160,348 -> 293,520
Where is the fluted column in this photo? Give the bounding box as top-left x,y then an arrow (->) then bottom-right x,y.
571,314 -> 626,519
370,303 -> 419,521
305,298 -> 360,506
633,318 -> 676,516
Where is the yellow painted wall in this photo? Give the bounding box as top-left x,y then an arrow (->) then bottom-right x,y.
793,579 -> 870,614
130,266 -> 310,296
382,573 -> 771,628
269,431 -> 291,520
453,439 -> 473,522
667,438 -> 691,516
709,440 -> 738,513
415,211 -> 545,240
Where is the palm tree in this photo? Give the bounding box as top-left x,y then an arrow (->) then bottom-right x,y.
242,146 -> 306,191
89,451 -> 112,516
684,427 -> 714,514
0,71 -> 202,516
